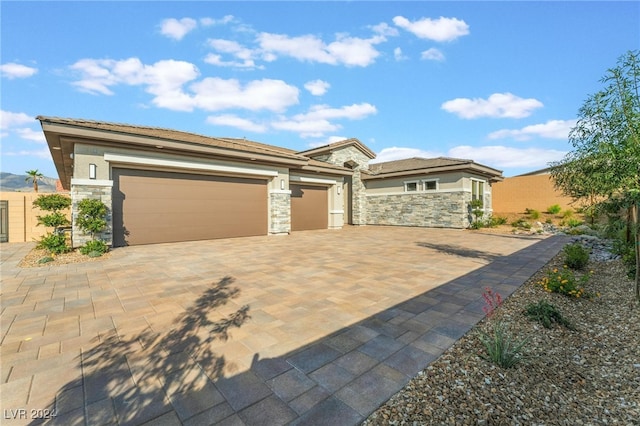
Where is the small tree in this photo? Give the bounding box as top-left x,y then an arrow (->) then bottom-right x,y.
25,169 -> 44,193
32,194 -> 71,254
76,198 -> 109,255
469,199 -> 484,229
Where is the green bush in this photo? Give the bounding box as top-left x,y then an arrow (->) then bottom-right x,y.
528,209 -> 541,220
488,216 -> 508,227
37,256 -> 54,264
32,194 -> 71,212
563,243 -> 590,270
547,204 -> 562,215
37,233 -> 70,255
76,199 -> 108,236
478,322 -> 528,368
80,239 -> 109,255
524,300 -> 575,330
538,266 -> 593,298
37,212 -> 69,229
566,218 -> 583,227
562,209 -> 574,218
511,218 -> 531,229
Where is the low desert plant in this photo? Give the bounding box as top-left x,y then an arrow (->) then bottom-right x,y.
524,300 -> 575,330
478,322 -> 528,368
489,216 -> 508,227
528,209 -> 541,220
566,218 -> 584,228
562,209 -> 574,218
36,233 -> 69,255
511,218 -> 531,230
538,266 -> 593,298
563,243 -> 590,270
547,204 -> 562,215
80,239 -> 109,255
482,287 -> 503,317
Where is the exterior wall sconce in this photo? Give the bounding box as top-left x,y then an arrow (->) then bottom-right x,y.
89,163 -> 97,179
280,179 -> 285,190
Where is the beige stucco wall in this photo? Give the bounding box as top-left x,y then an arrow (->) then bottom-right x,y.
0,192 -> 71,243
364,172 -> 463,194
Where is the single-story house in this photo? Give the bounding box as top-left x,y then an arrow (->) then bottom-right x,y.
37,116 -> 503,247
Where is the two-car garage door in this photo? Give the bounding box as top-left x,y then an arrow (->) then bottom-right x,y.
112,168 -> 268,246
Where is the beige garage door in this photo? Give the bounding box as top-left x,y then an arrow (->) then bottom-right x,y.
290,184 -> 328,231
113,168 -> 268,246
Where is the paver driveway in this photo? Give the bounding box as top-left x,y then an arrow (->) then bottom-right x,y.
1,226 -> 569,425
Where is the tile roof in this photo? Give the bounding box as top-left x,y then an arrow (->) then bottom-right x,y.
368,157 -> 474,174
36,116 -> 307,161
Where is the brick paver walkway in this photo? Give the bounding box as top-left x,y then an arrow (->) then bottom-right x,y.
0,227 -> 569,425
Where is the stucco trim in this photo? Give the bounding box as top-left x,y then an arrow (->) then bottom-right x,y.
104,153 -> 278,177
70,179 -> 114,187
290,175 -> 339,185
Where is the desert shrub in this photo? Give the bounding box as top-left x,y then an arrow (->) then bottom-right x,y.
528,209 -> 541,220
563,243 -> 590,270
538,266 -> 593,298
80,239 -> 109,255
37,233 -> 69,255
524,300 -> 575,330
482,287 -> 503,317
469,199 -> 484,229
511,218 -> 531,230
478,322 -> 528,368
488,216 -> 508,227
547,204 -> 562,215
37,256 -> 54,264
566,218 -> 583,227
562,209 -> 574,218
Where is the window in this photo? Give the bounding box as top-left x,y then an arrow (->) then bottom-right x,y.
471,179 -> 485,204
404,181 -> 418,192
422,179 -> 438,191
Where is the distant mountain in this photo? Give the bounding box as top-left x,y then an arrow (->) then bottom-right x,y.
0,172 -> 59,192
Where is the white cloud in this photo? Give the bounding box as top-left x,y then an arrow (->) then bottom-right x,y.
256,31 -> 385,67
448,145 -> 566,169
370,146 -> 443,163
0,63 -> 38,79
370,22 -> 399,37
488,119 -> 578,140
205,39 -> 262,69
191,78 -> 299,113
272,103 -> 377,138
206,114 -> 267,133
441,92 -> 544,119
0,110 -> 33,129
304,80 -> 330,96
421,48 -> 445,61
15,128 -> 46,143
200,15 -> 234,27
160,18 -> 198,40
69,57 -> 300,113
394,47 -> 408,61
393,16 -> 470,42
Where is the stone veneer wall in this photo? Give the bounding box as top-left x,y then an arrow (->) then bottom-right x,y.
310,146 -> 370,225
71,183 -> 113,248
367,191 -> 472,229
269,191 -> 291,234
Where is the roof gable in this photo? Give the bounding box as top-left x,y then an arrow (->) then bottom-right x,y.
364,156 -> 503,181
297,138 -> 376,160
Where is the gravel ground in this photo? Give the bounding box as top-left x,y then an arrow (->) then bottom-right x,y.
364,246 -> 640,425
18,247 -> 111,267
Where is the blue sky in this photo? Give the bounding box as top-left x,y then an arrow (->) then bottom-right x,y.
1,1 -> 638,178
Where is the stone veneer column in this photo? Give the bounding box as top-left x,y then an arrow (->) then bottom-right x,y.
269,191 -> 291,234
70,181 -> 113,248
310,146 -> 371,226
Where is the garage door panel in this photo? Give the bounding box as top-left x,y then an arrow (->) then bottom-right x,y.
290,184 -> 328,231
113,168 -> 267,246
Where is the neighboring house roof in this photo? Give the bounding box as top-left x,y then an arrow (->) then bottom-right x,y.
297,138 -> 377,160
364,157 -> 504,182
515,167 -> 552,177
37,116 -> 352,189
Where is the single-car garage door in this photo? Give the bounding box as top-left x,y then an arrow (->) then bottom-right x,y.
290,184 -> 328,231
112,168 -> 268,246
